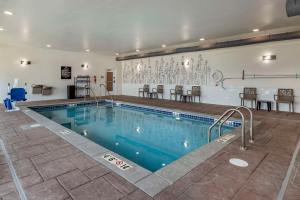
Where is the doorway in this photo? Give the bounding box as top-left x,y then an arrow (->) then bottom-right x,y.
106,71 -> 113,92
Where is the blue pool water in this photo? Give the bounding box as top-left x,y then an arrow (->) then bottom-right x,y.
32,102 -> 237,172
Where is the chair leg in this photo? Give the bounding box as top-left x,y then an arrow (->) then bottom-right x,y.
289,103 -> 291,112
276,103 -> 278,111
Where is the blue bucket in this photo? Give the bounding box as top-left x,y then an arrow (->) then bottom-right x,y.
4,98 -> 12,110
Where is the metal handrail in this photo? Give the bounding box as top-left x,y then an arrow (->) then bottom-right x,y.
208,108 -> 246,150
90,87 -> 100,107
218,106 -> 254,143
99,84 -> 114,105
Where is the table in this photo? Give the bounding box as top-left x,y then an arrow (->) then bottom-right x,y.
257,100 -> 272,112
180,94 -> 192,103
148,92 -> 158,99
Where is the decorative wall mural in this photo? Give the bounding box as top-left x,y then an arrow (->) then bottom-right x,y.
122,54 -> 219,86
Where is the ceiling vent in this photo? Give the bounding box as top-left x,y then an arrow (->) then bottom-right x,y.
286,0 -> 300,17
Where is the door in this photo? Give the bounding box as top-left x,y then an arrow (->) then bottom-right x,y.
106,71 -> 113,92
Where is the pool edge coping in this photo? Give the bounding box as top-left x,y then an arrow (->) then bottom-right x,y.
20,100 -> 257,197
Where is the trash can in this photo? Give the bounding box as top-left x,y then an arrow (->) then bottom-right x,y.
67,85 -> 75,99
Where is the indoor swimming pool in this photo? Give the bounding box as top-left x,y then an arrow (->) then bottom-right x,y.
31,101 -> 240,172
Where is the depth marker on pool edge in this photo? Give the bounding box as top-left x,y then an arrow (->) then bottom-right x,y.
102,153 -> 132,171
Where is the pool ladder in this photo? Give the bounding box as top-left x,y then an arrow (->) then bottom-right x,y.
89,87 -> 100,107
207,106 -> 254,150
99,84 -> 114,106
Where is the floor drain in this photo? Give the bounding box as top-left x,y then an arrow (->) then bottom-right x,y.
229,158 -> 248,167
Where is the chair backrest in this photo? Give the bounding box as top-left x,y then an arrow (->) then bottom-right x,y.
175,85 -> 183,94
143,84 -> 150,92
10,88 -> 27,102
192,86 -> 201,96
243,87 -> 256,99
277,89 -> 294,101
157,85 -> 164,93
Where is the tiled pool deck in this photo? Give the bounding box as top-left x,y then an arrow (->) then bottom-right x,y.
0,95 -> 299,199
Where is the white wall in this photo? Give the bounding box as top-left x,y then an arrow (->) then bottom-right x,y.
121,39 -> 300,112
0,44 -> 119,101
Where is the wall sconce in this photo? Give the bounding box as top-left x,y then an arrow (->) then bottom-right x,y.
20,59 -> 31,66
137,63 -> 141,72
262,55 -> 276,61
81,63 -> 88,70
184,59 -> 190,68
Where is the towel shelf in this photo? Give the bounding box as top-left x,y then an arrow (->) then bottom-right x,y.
31,85 -> 53,95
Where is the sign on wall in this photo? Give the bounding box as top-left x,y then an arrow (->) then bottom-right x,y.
61,66 -> 72,79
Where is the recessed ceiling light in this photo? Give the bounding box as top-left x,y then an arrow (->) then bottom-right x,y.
85,49 -> 90,52
252,29 -> 260,32
115,53 -> 119,56
200,38 -> 205,41
46,44 -> 51,48
0,27 -> 4,31
161,44 -> 167,48
136,49 -> 140,52
4,11 -> 13,16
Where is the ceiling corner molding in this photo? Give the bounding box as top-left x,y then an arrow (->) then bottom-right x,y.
116,31 -> 300,61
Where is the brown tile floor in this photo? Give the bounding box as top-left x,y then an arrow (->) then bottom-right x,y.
0,104 -> 150,200
0,95 -> 299,200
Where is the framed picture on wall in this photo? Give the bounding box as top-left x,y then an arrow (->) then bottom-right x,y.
61,66 -> 72,79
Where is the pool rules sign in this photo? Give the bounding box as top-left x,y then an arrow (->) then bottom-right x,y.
102,154 -> 132,171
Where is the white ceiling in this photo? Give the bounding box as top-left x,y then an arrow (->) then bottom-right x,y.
0,0 -> 300,55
